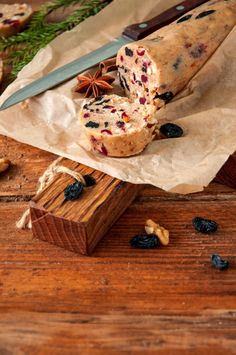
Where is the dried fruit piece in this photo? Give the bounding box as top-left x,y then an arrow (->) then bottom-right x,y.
160,123 -> 183,138
130,234 -> 160,249
83,175 -> 96,187
154,92 -> 174,102
0,158 -> 11,173
177,14 -> 192,23
211,254 -> 229,270
125,47 -> 133,57
196,10 -> 215,19
193,217 -> 218,234
64,181 -> 84,201
85,121 -> 100,128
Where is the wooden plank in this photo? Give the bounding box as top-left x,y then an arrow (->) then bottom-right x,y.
1,200 -> 236,314
0,311 -> 236,354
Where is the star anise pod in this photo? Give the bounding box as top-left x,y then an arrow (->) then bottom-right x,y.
75,69 -> 115,98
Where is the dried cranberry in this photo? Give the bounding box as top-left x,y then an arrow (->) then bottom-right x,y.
133,73 -> 136,81
0,13 -> 3,18
99,145 -> 108,156
196,10 -> 215,19
101,129 -> 112,135
3,19 -> 20,27
125,47 -> 133,57
147,123 -> 155,128
111,109 -> 116,113
137,49 -> 145,56
120,55 -> 124,62
139,97 -> 146,105
121,112 -> 128,119
141,75 -> 148,83
83,113 -> 90,118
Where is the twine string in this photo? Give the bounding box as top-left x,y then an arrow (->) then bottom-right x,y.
16,157 -> 86,230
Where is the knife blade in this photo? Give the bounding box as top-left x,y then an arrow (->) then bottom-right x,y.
0,0 -> 208,111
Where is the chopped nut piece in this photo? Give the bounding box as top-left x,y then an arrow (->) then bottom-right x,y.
145,219 -> 169,246
0,158 -> 11,173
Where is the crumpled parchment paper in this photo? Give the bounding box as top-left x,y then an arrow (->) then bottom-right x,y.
0,0 -> 235,194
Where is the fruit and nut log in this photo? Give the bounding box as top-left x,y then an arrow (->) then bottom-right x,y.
116,0 -> 236,107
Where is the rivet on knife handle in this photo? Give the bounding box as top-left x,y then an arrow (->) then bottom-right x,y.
122,0 -> 208,41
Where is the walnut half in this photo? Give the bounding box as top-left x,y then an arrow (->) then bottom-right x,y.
145,219 -> 169,246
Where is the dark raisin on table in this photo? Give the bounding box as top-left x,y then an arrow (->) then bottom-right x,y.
192,217 -> 218,234
83,175 -> 96,187
211,254 -> 229,270
64,181 -> 84,201
130,234 -> 160,249
196,10 -> 216,19
160,123 -> 183,138
177,14 -> 192,23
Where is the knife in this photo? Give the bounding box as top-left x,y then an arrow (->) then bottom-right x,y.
0,0 -> 208,111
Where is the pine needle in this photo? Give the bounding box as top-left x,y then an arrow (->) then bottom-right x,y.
0,0 -> 112,80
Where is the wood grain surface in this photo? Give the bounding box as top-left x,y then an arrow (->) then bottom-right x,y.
0,1 -> 236,354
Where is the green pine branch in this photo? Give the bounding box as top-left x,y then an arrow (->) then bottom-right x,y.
0,0 -> 112,80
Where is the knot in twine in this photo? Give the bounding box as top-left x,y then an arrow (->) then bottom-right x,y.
16,157 -> 87,230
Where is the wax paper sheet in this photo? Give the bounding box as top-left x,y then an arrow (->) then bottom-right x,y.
0,0 -> 236,194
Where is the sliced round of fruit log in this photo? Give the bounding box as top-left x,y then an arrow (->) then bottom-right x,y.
117,0 -> 236,108
0,3 -> 33,38
79,95 -> 157,157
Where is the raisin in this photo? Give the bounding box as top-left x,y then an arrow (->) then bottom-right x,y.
85,121 -> 99,128
122,76 -> 130,91
14,12 -> 25,16
142,62 -> 148,73
196,10 -> 215,19
211,254 -> 229,270
160,123 -> 183,138
118,73 -> 125,90
173,57 -> 182,70
2,19 -> 20,26
177,14 -> 192,23
103,105 -> 114,109
83,174 -> 96,187
104,122 -> 109,127
64,181 -> 83,201
125,47 -> 133,57
190,44 -> 207,58
116,121 -> 125,128
154,91 -> 174,102
0,13 -> 3,18
94,96 -> 104,101
95,99 -> 110,106
83,104 -> 89,110
130,234 -> 160,249
192,217 -> 218,234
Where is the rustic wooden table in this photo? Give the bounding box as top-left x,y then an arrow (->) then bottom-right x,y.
1,1 -> 236,354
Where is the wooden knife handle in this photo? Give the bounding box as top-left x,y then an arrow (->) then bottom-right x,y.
122,0 -> 208,41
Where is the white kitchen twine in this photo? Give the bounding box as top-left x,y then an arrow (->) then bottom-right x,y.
16,156 -> 86,230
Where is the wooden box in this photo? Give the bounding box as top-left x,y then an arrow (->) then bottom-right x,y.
30,159 -> 142,255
